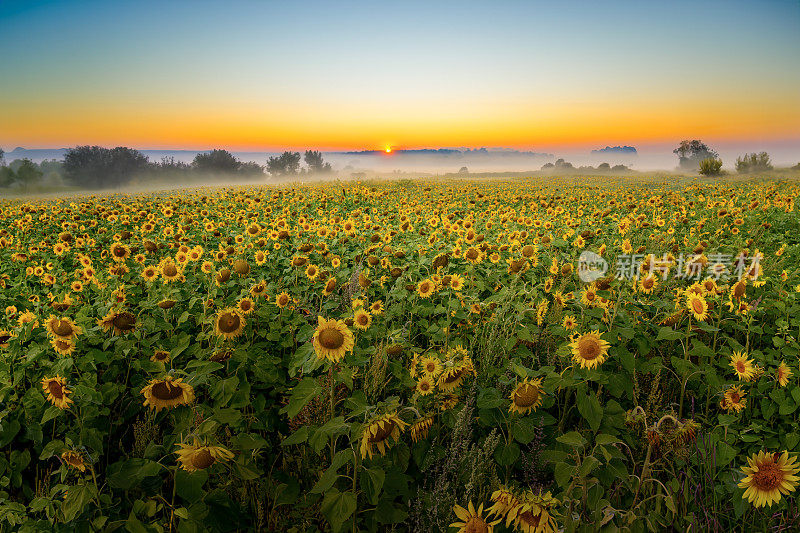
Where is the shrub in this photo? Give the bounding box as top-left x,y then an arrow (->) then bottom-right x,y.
698,157 -> 723,176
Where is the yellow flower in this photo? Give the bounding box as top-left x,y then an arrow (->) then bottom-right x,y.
738,451 -> 800,508
450,501 -> 499,533
42,376 -> 73,409
359,412 -> 407,459
569,331 -> 610,370
415,376 -> 435,396
686,293 -> 709,321
140,376 -> 195,411
312,316 -> 354,363
729,351 -> 755,381
776,362 -> 792,387
509,378 -> 545,415
175,438 -> 235,472
353,308 -> 372,330
214,308 -> 245,340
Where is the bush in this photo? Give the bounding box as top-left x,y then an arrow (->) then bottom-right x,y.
698,157 -> 723,176
735,152 -> 773,173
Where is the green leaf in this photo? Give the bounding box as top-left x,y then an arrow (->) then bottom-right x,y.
577,392 -> 603,433
716,441 -> 737,468
361,467 -> 385,505
280,378 -> 322,419
320,489 -> 357,533
657,327 -> 683,341
62,483 -> 94,522
512,418 -> 537,444
494,441 -> 521,466
557,431 -> 587,448
281,426 -> 310,446
107,459 -> 162,490
175,469 -> 208,502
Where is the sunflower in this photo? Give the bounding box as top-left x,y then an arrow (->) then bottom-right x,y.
151,350 -> 171,363
738,450 -> 800,508
214,308 -> 245,340
721,385 -> 746,413
18,310 -> 39,328
569,331 -> 610,370
50,336 -> 76,356
370,300 -> 384,315
160,260 -> 183,282
0,330 -> 12,348
509,378 -> 545,415
359,411 -> 408,459
450,274 -> 465,291
420,356 -> 443,377
141,376 -> 195,411
580,285 -> 599,307
417,279 -> 435,298
313,316 -> 355,363
410,416 -> 434,443
505,491 -> 559,533
175,438 -> 235,472
158,299 -> 176,310
437,363 -> 472,392
639,275 -> 657,294
561,315 -> 577,330
275,291 -> 291,308
250,280 -> 268,298
45,315 -> 82,341
729,351 -> 755,381
686,293 -> 709,321
98,309 -> 137,335
776,362 -> 793,387
353,308 -> 372,330
451,501 -> 499,533
109,242 -> 130,262
42,376 -> 73,409
61,450 -> 87,472
237,297 -> 255,315
416,376 -> 435,396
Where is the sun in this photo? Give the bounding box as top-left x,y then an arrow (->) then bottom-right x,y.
384,146 -> 393,153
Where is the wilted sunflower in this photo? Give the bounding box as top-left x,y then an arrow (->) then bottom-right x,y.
175,438 -> 235,472
98,309 -> 137,335
61,450 -> 87,472
158,298 -> 176,309
42,376 -> 73,409
50,336 -> 76,356
312,316 -> 354,362
45,315 -> 82,341
416,376 -> 435,396
353,308 -> 372,330
410,416 -> 434,443
451,501 -> 500,533
214,308 -> 245,340
730,351 -> 755,381
569,331 -> 610,370
141,376 -> 195,411
359,411 -> 408,459
509,378 -> 545,415
505,490 -> 559,533
738,450 -> 800,508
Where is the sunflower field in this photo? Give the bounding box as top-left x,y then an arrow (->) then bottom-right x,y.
2,176 -> 800,532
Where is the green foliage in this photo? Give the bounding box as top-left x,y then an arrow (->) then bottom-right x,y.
736,152 -> 773,173
674,139 -> 718,169
698,156 -> 723,175
266,151 -> 302,177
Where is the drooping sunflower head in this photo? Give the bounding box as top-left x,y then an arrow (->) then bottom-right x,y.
0,329 -> 13,348
141,376 -> 195,412
42,376 -> 73,409
312,316 -> 354,363
61,450 -> 87,472
45,315 -> 82,340
410,416 -> 434,443
151,350 -> 171,363
777,362 -> 793,387
437,364 -> 471,392
509,378 -> 545,415
175,438 -> 235,472
98,309 -> 137,336
50,336 -> 75,356
359,411 -> 408,459
569,331 -> 610,370
738,450 -> 800,508
158,299 -> 176,309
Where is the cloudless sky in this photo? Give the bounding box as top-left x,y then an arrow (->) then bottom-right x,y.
1,0 -> 798,151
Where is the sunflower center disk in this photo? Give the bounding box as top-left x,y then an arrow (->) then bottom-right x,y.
48,381 -> 64,398
319,328 -> 344,349
219,314 -> 240,333
753,462 -> 782,491
514,385 -> 540,407
152,381 -> 185,400
191,448 -> 216,469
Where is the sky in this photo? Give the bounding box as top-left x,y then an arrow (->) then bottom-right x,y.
1,0 -> 799,155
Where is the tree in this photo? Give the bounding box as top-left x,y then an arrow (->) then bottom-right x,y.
0,166 -> 14,187
304,150 -> 332,174
735,152 -> 772,173
458,166 -> 469,174
14,158 -> 43,189
597,163 -> 611,171
238,161 -> 265,176
673,140 -> 718,170
267,151 -> 301,177
698,157 -> 723,176
192,149 -> 240,174
63,145 -> 149,188
0,148 -> 4,166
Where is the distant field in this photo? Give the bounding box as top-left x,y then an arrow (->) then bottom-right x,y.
2,177 -> 800,531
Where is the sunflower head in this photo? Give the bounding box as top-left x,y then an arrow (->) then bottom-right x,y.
313,316 -> 355,363
141,376 -> 195,411
569,331 -> 610,370
359,412 -> 408,459
214,308 -> 245,340
509,378 -> 545,415
738,450 -> 800,508
175,438 -> 235,472
42,376 -> 73,409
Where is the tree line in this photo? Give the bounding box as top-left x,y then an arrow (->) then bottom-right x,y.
0,147 -> 333,190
